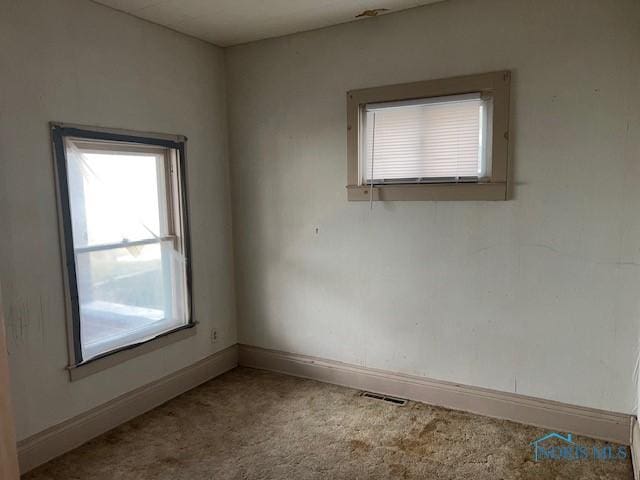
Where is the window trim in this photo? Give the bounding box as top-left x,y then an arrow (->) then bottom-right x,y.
50,122 -> 194,380
346,70 -> 511,201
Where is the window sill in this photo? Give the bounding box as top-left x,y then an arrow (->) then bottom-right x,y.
67,323 -> 197,382
346,182 -> 507,201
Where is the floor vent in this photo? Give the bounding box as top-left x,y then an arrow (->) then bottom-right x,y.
360,391 -> 408,406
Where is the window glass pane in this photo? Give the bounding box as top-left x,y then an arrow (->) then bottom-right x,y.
363,95 -> 486,183
66,142 -> 165,247
76,242 -> 188,360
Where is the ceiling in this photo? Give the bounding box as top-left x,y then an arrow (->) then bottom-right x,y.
92,0 -> 445,47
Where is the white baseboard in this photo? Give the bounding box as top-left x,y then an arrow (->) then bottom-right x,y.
17,344 -> 633,475
238,344 -> 632,445
632,417 -> 640,480
18,344 -> 238,474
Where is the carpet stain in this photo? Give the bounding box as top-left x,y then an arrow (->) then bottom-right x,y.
348,439 -> 372,454
23,367 -> 633,480
389,462 -> 410,478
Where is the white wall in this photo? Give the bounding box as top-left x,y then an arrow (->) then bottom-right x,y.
0,0 -> 236,440
226,0 -> 640,413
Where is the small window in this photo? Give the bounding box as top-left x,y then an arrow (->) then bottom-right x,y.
362,93 -> 491,184
51,124 -> 192,368
347,71 -> 511,201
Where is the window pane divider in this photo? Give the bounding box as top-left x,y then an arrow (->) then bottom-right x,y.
74,235 -> 176,254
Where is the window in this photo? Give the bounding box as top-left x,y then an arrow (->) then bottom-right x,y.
347,71 -> 511,201
363,93 -> 491,183
51,124 -> 192,371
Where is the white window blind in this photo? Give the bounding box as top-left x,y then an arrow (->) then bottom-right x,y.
362,93 -> 491,184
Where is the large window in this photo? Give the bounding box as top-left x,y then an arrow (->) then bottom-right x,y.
347,71 -> 511,201
52,124 -> 192,370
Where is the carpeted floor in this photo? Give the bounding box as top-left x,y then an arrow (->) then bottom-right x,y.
24,367 -> 633,479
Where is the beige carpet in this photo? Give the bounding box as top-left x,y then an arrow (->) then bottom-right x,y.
24,367 -> 633,479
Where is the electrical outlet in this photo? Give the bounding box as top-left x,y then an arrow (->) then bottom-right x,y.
211,328 -> 218,344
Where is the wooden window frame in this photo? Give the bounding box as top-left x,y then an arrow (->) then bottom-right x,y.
346,70 -> 511,201
50,123 -> 195,381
